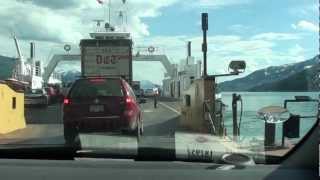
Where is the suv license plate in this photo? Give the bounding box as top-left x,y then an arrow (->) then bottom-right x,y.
89,105 -> 104,112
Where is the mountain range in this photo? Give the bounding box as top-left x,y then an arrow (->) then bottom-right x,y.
219,55 -> 319,92
0,55 -> 16,80
1,54 -> 318,91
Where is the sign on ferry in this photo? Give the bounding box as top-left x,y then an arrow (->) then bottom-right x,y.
80,39 -> 133,83
82,46 -> 130,77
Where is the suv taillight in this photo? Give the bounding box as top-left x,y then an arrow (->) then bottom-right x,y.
63,98 -> 71,105
124,96 -> 135,118
126,96 -> 134,104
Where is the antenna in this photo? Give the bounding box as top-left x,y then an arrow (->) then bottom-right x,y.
93,19 -> 104,32
108,0 -> 111,25
119,11 -> 124,27
121,0 -> 128,31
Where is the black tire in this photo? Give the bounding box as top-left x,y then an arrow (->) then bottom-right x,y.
135,120 -> 141,141
41,98 -> 49,108
140,120 -> 144,135
64,124 -> 78,145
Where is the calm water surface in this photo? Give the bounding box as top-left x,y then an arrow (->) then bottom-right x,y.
221,92 -> 319,144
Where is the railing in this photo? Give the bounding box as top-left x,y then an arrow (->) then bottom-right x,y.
203,100 -> 216,134
203,99 -> 226,136
133,46 -> 166,56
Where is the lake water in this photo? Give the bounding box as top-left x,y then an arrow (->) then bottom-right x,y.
221,92 -> 319,144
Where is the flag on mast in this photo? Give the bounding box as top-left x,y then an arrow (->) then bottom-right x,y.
97,0 -> 104,4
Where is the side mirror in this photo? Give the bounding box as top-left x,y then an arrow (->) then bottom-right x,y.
229,60 -> 246,74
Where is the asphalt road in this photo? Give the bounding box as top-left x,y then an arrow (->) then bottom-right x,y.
2,98 -> 181,158
24,98 -> 180,136
1,95 -> 305,162
1,98 -> 289,161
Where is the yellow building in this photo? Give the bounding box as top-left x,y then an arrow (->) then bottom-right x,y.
0,82 -> 26,134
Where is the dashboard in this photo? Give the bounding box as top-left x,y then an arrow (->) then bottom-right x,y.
0,158 -> 317,180
0,121 -> 318,180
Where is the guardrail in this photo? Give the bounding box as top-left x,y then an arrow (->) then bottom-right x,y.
203,99 -> 226,136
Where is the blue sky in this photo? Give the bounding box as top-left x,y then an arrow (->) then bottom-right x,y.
0,0 -> 318,84
144,0 -> 317,37
134,0 -> 318,83
143,0 -> 318,57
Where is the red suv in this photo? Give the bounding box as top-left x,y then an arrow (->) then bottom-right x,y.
63,77 -> 143,144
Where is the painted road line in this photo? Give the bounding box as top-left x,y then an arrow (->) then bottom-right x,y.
143,109 -> 153,113
79,134 -> 138,156
159,102 -> 180,115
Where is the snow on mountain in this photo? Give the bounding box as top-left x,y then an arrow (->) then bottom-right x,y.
219,55 -> 319,91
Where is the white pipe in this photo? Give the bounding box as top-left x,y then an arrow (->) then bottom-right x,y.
13,35 -> 23,60
12,35 -> 26,78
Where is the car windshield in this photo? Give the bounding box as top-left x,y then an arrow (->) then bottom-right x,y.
0,0 -> 318,165
69,79 -> 123,98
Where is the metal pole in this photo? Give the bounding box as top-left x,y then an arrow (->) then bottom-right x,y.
103,3 -> 106,22
201,13 -> 208,77
282,101 -> 288,147
154,94 -> 157,108
232,93 -> 238,141
108,0 -> 111,25
203,31 -> 207,77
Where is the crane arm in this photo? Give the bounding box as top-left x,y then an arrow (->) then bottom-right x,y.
13,35 -> 23,60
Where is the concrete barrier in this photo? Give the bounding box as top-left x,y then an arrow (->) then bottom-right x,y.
0,83 -> 26,134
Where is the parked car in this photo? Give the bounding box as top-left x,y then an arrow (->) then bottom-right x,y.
63,77 -> 144,144
24,88 -> 49,107
144,88 -> 155,97
133,89 -> 144,97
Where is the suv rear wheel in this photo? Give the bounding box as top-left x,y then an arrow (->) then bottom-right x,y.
135,120 -> 141,141
64,124 -> 78,145
140,119 -> 144,135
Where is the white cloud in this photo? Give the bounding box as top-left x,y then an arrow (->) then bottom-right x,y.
133,62 -> 165,85
0,0 -> 180,44
251,32 -> 301,41
133,32 -> 312,83
289,3 -> 318,18
292,20 -> 319,32
228,24 -> 252,33
286,44 -> 305,62
0,0 -> 316,84
183,0 -> 251,9
0,0 -> 180,60
291,24 -> 297,29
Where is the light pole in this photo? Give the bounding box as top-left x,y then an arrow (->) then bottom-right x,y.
202,13 -> 208,77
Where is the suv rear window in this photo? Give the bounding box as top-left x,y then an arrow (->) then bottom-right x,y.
69,78 -> 123,98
